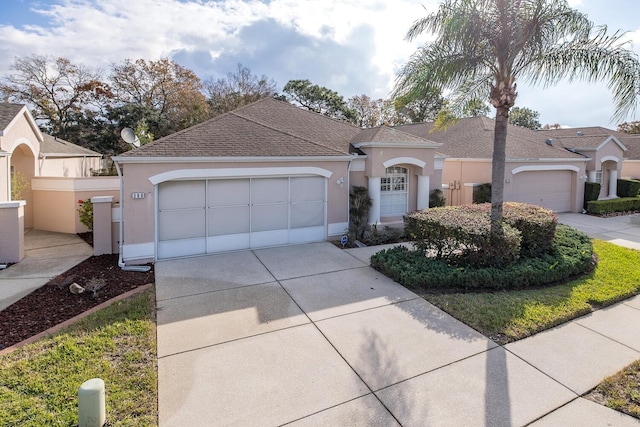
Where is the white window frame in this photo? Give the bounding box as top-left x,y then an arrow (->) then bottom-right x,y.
380,166 -> 408,216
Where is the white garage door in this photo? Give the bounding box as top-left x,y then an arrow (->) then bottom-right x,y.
157,176 -> 326,259
509,170 -> 572,212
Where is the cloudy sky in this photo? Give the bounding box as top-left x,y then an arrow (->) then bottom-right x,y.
1,0 -> 639,128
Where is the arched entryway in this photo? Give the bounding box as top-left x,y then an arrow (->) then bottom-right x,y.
10,143 -> 36,228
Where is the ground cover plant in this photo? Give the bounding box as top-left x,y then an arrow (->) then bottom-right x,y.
0,290 -> 158,426
588,360 -> 640,419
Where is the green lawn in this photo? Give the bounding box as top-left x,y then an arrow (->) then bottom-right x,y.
422,240 -> 640,344
0,289 -> 157,426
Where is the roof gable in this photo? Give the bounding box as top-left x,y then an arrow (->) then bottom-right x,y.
397,117 -> 585,160
119,98 -> 360,158
41,134 -> 102,157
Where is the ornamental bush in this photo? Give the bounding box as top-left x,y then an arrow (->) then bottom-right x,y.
586,197 -> 640,215
584,182 -> 601,210
617,179 -> 640,198
77,199 -> 93,231
371,224 -> 594,290
404,205 -> 522,268
467,202 -> 557,258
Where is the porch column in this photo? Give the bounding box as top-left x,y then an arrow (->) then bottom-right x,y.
609,168 -> 618,197
588,170 -> 597,183
417,175 -> 430,210
368,177 -> 381,225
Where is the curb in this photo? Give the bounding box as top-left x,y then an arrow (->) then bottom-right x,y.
0,283 -> 154,356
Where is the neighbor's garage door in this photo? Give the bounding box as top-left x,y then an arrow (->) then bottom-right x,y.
157,176 -> 326,259
509,170 -> 572,212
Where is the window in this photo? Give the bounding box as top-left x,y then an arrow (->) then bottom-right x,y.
595,171 -> 603,184
380,166 -> 408,216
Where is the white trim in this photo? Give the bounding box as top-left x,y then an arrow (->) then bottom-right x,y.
328,222 -> 349,236
31,177 -> 119,192
434,159 -> 445,170
511,165 -> 580,175
382,157 -> 426,169
1,106 -> 44,142
149,167 -> 333,185
464,183 -> 482,187
597,136 -> 627,152
122,242 -> 155,261
354,142 -> 442,149
91,196 -> 114,204
0,201 -> 26,209
600,155 -> 620,164
113,155 -> 354,163
8,137 -> 39,158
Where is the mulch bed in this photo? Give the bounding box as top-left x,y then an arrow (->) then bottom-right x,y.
0,254 -> 154,350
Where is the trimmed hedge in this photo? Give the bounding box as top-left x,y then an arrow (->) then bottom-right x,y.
404,205 -> 522,268
617,179 -> 640,198
404,203 -> 557,267
469,203 -> 557,258
586,197 -> 640,215
473,183 -> 492,204
371,224 -> 594,290
584,182 -> 601,210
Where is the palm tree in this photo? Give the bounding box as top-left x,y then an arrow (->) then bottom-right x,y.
395,0 -> 640,229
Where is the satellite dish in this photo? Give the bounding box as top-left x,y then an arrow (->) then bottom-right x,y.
120,128 -> 140,147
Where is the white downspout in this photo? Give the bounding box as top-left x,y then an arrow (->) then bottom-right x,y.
115,160 -> 150,272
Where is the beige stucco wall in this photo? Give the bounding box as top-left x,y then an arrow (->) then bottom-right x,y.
0,202 -> 25,263
359,146 -> 436,178
442,159 -> 492,206
118,160 -> 351,260
31,177 -> 119,233
0,156 -> 8,201
622,160 -> 640,179
39,156 -> 102,178
442,158 -> 587,212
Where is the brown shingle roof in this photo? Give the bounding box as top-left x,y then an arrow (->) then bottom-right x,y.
539,126 -> 640,160
397,117 -> 585,160
119,97 -> 362,158
350,125 -> 440,145
41,134 -> 102,156
0,103 -> 26,132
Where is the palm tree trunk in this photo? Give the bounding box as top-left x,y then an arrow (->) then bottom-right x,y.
491,106 -> 509,232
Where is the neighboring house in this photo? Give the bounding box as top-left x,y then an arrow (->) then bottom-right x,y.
0,103 -> 111,263
539,127 -> 640,195
113,97 -> 444,262
398,117 -> 589,212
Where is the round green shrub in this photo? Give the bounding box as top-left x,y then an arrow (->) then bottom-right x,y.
371,224 -> 594,290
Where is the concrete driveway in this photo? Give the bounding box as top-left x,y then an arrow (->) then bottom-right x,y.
558,212 -> 640,250
154,239 -> 640,426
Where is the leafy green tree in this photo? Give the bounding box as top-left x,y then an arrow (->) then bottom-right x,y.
393,84 -> 445,123
396,0 -> 640,229
462,98 -> 491,117
283,79 -> 357,123
509,107 -> 542,129
204,63 -> 278,117
348,95 -> 401,127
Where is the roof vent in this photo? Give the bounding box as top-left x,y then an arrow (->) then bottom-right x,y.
577,131 -> 583,136
545,138 -> 553,146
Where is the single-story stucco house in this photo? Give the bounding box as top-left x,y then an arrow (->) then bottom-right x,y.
113,97 -> 444,262
538,126 -> 640,190
0,103 -> 113,262
397,117 -> 592,212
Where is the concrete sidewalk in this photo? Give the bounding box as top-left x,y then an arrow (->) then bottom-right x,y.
0,230 -> 93,311
558,212 -> 640,250
155,241 -> 640,426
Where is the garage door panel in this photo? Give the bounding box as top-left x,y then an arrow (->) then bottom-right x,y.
158,238 -> 206,259
208,234 -> 251,252
291,177 -> 324,202
291,202 -> 324,228
252,178 -> 289,204
509,171 -> 572,212
208,179 -> 249,207
158,175 -> 327,259
251,230 -> 288,248
159,209 -> 205,240
208,206 -> 250,236
252,204 -> 288,232
159,181 -> 205,210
